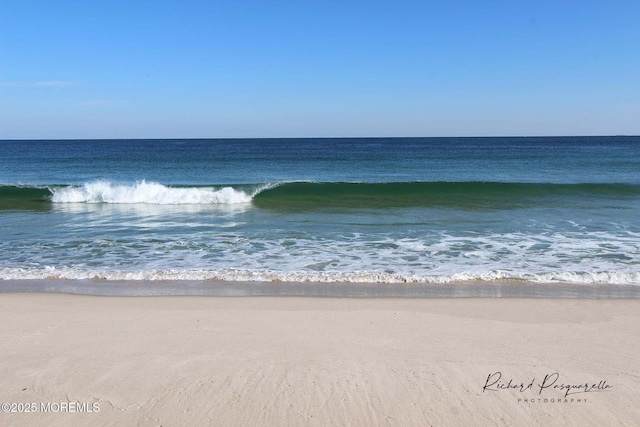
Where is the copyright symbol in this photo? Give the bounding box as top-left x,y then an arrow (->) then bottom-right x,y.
1,403 -> 10,412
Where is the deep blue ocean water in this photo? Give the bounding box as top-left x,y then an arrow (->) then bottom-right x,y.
1,137 -> 639,284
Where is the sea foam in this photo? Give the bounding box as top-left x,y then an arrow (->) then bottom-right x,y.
50,181 -> 253,205
2,267 -> 639,285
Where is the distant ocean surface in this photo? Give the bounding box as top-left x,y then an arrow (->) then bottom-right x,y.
1,137 -> 639,285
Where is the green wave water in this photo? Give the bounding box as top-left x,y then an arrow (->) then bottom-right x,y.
254,181 -> 640,209
2,181 -> 639,211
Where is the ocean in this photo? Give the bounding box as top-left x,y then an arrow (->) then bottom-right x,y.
1,137 -> 639,285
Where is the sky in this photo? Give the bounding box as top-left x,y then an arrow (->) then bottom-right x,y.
1,0 -> 639,139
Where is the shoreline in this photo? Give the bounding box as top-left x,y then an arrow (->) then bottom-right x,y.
1,279 -> 640,298
1,294 -> 639,426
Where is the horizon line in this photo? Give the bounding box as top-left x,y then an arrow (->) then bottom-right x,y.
1,134 -> 638,142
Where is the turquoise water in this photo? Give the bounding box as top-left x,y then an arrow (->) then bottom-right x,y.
1,137 -> 639,284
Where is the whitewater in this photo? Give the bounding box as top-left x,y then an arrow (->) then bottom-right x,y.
49,180 -> 258,204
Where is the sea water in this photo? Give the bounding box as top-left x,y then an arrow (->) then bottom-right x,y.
1,137 -> 639,284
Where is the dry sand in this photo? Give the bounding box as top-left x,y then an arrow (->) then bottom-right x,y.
1,293 -> 639,426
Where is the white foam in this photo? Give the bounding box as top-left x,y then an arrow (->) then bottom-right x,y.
50,181 -> 252,205
2,267 -> 639,285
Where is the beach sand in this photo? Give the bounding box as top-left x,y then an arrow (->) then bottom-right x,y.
1,293 -> 639,426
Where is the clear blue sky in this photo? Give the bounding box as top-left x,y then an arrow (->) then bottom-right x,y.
1,0 -> 639,139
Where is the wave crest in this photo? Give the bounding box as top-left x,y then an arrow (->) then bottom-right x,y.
50,181 -> 253,205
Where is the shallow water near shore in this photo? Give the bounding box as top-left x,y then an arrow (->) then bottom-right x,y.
2,280 -> 639,298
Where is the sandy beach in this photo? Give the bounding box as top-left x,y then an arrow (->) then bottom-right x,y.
1,291 -> 639,426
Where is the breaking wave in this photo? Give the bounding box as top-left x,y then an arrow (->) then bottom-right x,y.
49,181 -> 260,205
2,180 -> 640,209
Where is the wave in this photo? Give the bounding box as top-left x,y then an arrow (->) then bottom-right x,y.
0,181 -> 265,207
0,185 -> 53,210
50,180 -> 259,205
1,267 -> 639,285
252,181 -> 640,209
1,181 -> 639,209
